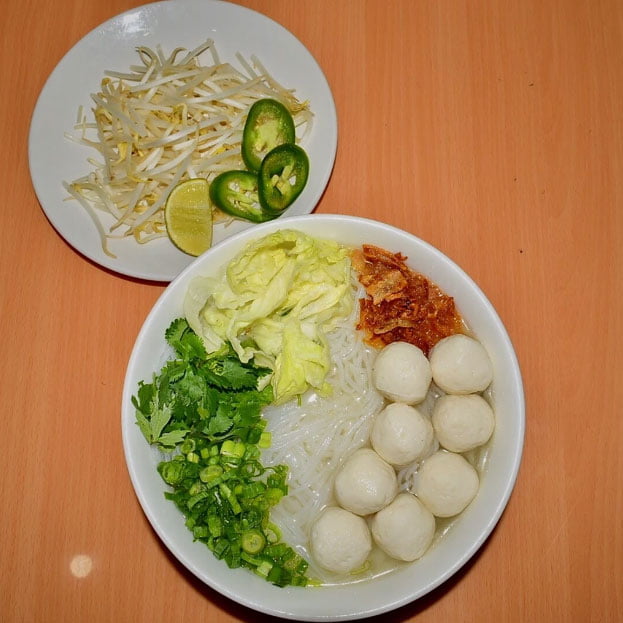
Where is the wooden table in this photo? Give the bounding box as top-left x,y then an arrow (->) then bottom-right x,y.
2,0 -> 621,620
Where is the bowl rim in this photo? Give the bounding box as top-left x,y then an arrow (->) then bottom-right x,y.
121,214 -> 525,621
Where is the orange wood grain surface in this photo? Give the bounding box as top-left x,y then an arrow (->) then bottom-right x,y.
1,0 -> 621,621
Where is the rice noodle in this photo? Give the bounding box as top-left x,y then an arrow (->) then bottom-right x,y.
261,280 -> 384,570
64,40 -> 313,256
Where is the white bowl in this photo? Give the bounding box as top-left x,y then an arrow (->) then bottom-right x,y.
121,214 -> 525,620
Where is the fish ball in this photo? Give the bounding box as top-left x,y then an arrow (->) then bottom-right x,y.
310,507 -> 372,574
370,493 -> 436,562
415,451 -> 479,517
429,334 -> 493,394
371,402 -> 434,467
372,341 -> 432,404
334,448 -> 398,516
432,394 -> 495,452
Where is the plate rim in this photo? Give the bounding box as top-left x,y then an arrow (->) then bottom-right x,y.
28,0 -> 338,282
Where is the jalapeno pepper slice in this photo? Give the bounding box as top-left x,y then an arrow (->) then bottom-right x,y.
209,171 -> 275,223
242,98 -> 296,173
258,144 -> 310,215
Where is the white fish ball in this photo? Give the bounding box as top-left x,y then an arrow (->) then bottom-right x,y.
429,334 -> 493,394
370,402 -> 434,467
370,493 -> 436,562
372,341 -> 432,404
415,451 -> 480,517
310,507 -> 372,574
334,448 -> 398,516
432,394 -> 495,453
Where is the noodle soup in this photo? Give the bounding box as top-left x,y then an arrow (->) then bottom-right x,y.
181,230 -> 496,585
122,215 -> 524,620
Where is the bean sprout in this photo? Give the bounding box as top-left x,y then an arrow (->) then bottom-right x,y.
64,40 -> 313,257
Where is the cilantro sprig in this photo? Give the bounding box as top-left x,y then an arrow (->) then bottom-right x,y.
132,318 -> 273,449
132,318 -> 309,587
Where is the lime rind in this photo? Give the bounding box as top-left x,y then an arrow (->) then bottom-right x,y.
165,179 -> 213,256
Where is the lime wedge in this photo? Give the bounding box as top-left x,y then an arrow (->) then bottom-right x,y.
164,178 -> 213,256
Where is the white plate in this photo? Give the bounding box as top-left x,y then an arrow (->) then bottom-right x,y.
122,215 -> 525,621
28,0 -> 337,282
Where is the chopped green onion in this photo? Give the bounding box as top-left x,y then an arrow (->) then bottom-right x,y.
258,431 -> 272,448
187,491 -> 209,510
255,560 -> 273,578
200,465 -> 223,483
240,482 -> 266,498
241,529 -> 267,554
219,483 -> 242,514
207,515 -> 223,537
193,525 -> 209,539
136,319 -> 310,587
267,565 -> 283,585
221,440 -> 246,459
157,461 -> 184,486
213,538 -> 229,559
188,481 -> 204,496
181,438 -> 196,454
269,487 -> 285,504
265,522 -> 282,544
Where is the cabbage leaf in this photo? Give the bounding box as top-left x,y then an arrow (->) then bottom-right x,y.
184,230 -> 353,404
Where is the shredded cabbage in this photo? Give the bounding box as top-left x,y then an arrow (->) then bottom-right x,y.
63,40 -> 313,257
184,230 -> 353,404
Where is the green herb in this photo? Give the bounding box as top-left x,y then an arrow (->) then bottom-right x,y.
132,318 -> 309,587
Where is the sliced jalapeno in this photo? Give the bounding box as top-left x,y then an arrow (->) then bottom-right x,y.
209,171 -> 275,223
258,144 -> 310,215
242,98 -> 296,173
